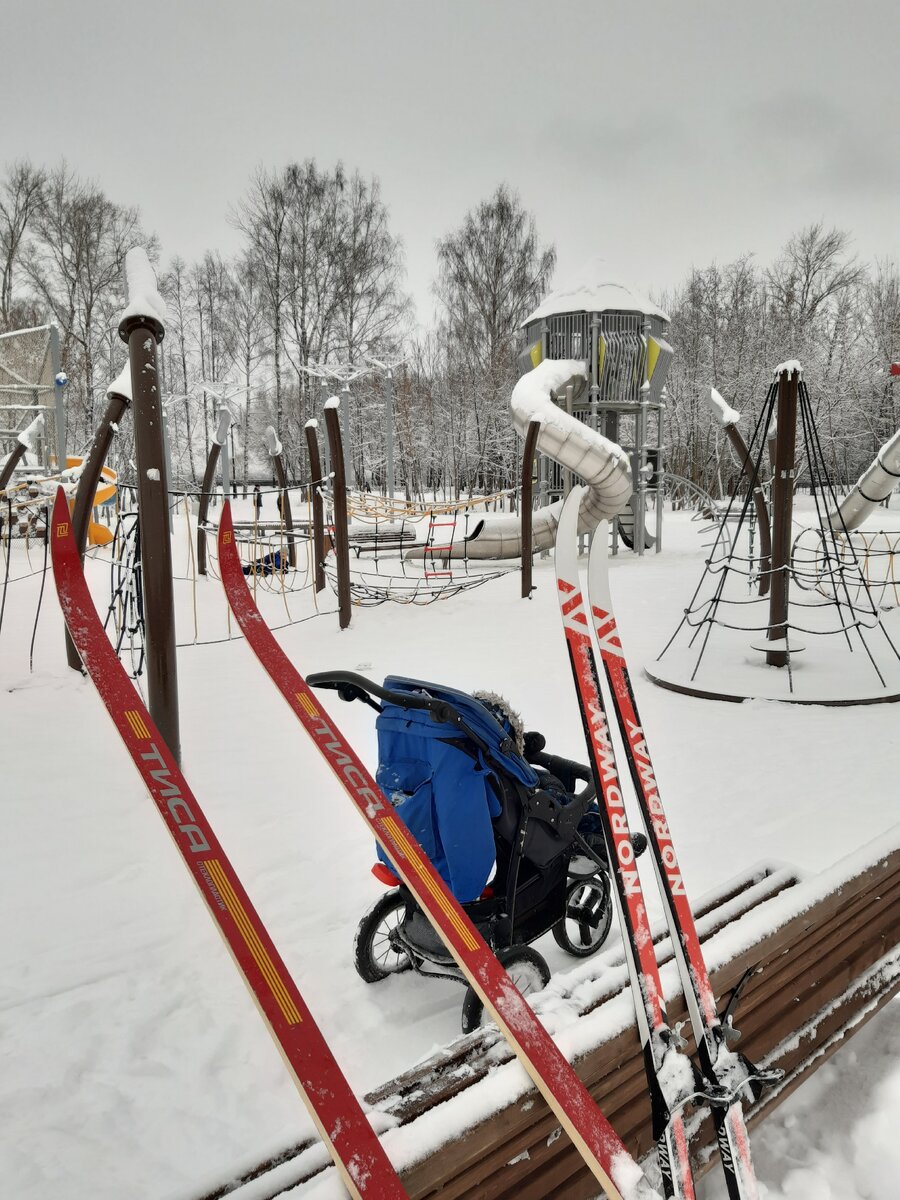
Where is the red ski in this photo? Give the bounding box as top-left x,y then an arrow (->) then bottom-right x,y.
217,501 -> 660,1200
585,505 -> 778,1200
554,488 -> 698,1199
49,488 -> 409,1200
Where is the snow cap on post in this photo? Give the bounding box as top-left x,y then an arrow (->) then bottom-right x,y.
707,387 -> 741,428
17,412 -> 45,450
121,247 -> 167,331
324,395 -> 341,410
773,359 -> 803,377
304,418 -> 318,430
263,425 -> 283,457
214,407 -> 233,446
107,359 -> 133,402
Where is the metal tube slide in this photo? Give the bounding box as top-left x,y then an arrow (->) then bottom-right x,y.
829,426 -> 900,531
408,359 -> 632,560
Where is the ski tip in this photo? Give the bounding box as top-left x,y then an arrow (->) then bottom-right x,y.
588,520 -> 610,563
52,485 -> 69,528
557,484 -> 586,549
219,500 -> 233,541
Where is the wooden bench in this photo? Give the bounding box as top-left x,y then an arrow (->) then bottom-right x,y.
348,526 -> 418,557
196,832 -> 900,1199
229,520 -> 312,538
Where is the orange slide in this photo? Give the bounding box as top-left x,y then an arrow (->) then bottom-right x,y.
66,455 -> 118,546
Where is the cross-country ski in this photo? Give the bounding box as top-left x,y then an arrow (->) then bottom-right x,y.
48,488 -> 409,1200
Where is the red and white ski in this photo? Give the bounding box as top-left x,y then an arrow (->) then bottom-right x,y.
49,488 -> 409,1200
554,488 -> 699,1200
585,500 -> 778,1200
217,501 -> 660,1200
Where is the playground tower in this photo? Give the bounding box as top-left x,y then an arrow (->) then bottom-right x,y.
518,277 -> 673,554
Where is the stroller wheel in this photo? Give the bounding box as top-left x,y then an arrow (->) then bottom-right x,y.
552,873 -> 613,958
354,890 -> 412,983
460,946 -> 551,1035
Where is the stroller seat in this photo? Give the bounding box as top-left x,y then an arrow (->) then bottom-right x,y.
307,670 -> 625,1032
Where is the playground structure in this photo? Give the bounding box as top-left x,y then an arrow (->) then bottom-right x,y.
518,277 -> 672,555
406,359 -> 633,560
649,364 -> 900,704
1,326 -> 122,552
0,324 -> 66,480
412,276 -> 672,565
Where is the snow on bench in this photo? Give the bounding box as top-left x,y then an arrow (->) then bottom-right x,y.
203,831 -> 899,1199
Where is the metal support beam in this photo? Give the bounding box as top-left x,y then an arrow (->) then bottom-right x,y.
384,370 -> 395,511
304,421 -> 327,593
50,326 -> 66,469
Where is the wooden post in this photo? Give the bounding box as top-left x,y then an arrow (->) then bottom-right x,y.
0,442 -> 27,492
271,454 -> 296,569
324,402 -> 351,630
304,420 -> 327,593
767,368 -> 800,667
723,422 -> 773,598
196,440 -> 222,577
120,251 -> 180,763
65,384 -> 131,670
521,419 -> 541,598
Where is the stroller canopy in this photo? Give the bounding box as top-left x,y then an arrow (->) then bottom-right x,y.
375,677 -> 539,903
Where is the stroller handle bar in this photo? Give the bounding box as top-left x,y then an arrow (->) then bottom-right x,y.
306,671 -> 511,758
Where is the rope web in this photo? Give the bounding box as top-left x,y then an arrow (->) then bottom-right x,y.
321,486 -> 516,606
103,508 -> 146,680
656,376 -> 900,697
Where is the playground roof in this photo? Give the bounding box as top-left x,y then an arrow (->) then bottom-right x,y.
522,279 -> 669,327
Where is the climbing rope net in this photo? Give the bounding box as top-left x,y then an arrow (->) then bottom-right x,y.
321,486 -> 518,606
657,376 -> 900,695
793,526 -> 900,611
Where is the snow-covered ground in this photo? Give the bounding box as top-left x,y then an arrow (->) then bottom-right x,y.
1,500 -> 897,1199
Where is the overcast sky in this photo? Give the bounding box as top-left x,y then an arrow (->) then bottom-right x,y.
3,1 -> 897,326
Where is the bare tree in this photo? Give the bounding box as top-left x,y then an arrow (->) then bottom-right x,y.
160,255 -> 200,482
231,168 -> 290,430
436,184 -> 555,371
22,163 -> 148,442
0,160 -> 45,331
227,252 -> 269,489
767,223 -> 864,333
434,184 -> 555,493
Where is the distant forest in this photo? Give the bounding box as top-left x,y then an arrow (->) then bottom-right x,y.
2,159 -> 898,498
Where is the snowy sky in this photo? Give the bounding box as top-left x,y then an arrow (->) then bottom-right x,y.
2,0 -> 898,327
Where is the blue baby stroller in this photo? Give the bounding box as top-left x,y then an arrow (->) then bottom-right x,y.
308,672 -> 644,1032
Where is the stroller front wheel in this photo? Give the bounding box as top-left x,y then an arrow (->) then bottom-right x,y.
460,946 -> 551,1035
354,889 -> 412,983
552,873 -> 613,958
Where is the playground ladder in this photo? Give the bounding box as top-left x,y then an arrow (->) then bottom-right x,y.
423,514 -> 456,580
